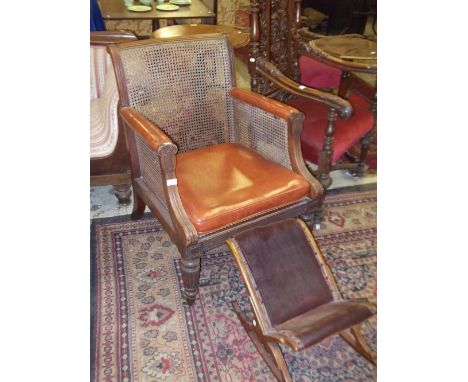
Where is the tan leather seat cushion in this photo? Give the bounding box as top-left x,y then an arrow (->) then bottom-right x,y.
176,143 -> 310,233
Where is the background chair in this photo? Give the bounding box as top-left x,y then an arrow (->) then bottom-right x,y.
108,35 -> 324,304
248,0 -> 376,189
227,218 -> 376,381
90,31 -> 137,203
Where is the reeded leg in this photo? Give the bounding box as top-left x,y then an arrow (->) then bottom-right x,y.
113,184 -> 132,204
181,256 -> 201,305
131,190 -> 146,221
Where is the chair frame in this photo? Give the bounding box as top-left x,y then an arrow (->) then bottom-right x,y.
108,35 -> 324,304
248,0 -> 377,189
227,218 -> 376,381
90,31 -> 137,203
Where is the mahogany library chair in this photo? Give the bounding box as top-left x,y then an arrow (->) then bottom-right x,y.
90,31 -> 137,203
248,0 -> 377,189
107,35 -> 324,304
227,218 -> 376,381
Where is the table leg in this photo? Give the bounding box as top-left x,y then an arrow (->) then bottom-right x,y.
152,19 -> 160,30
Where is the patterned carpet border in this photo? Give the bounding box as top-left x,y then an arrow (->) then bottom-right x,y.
91,214 -> 158,382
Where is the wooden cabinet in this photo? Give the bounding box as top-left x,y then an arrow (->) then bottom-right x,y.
302,0 -> 375,35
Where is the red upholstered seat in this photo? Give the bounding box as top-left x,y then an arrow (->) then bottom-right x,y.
288,91 -> 374,164
176,143 -> 311,233
299,55 -> 342,89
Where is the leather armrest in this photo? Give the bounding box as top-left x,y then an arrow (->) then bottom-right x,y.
255,58 -> 353,118
231,87 -> 302,121
120,107 -> 177,154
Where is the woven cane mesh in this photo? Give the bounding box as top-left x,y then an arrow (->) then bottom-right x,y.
234,99 -> 292,169
135,134 -> 167,207
119,38 -> 235,153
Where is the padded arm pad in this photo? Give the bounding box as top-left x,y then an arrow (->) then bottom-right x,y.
120,107 -> 176,154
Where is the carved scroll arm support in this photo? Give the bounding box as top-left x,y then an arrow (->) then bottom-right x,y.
255,57 -> 353,119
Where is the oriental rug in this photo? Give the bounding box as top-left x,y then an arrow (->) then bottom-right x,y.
91,187 -> 377,382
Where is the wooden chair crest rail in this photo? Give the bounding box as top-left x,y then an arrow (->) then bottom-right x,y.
248,0 -> 376,189
227,218 -> 376,381
90,31 -> 138,203
107,35 -> 324,304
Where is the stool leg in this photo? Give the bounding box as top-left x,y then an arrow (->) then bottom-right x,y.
232,302 -> 292,382
339,325 -> 376,366
264,342 -> 293,382
351,325 -> 377,366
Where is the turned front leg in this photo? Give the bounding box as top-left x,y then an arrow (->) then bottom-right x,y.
181,256 -> 201,305
317,108 -> 337,189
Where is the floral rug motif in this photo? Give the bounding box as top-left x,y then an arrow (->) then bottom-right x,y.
91,187 -> 377,381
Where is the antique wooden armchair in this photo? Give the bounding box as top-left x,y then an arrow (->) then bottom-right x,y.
227,218 -> 376,381
107,35 -> 324,304
249,0 -> 377,189
90,31 -> 137,203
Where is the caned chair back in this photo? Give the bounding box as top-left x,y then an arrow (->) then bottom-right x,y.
110,36 -> 237,153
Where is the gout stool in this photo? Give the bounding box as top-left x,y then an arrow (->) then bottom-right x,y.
226,218 -> 376,382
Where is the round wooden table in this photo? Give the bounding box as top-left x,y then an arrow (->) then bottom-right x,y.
310,35 -> 377,70
309,35 -> 377,90
152,24 -> 250,49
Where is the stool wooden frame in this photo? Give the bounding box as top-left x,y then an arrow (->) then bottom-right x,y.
227,218 -> 376,381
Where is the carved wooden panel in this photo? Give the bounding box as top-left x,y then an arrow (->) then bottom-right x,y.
251,0 -> 301,97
